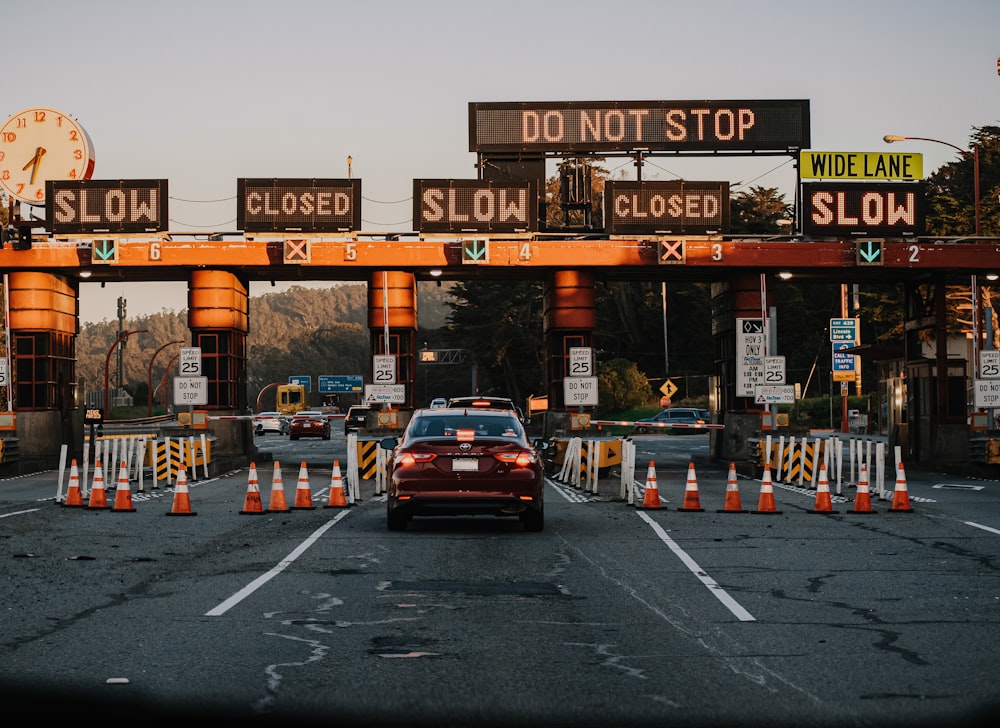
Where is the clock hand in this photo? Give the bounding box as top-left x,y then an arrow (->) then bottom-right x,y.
22,147 -> 46,185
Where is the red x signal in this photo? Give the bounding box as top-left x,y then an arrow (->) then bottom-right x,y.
284,239 -> 310,264
659,240 -> 685,264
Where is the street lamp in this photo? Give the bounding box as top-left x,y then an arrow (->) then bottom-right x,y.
884,133 -> 984,392
147,340 -> 183,416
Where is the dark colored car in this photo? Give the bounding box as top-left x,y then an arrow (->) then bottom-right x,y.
381,408 -> 544,532
635,407 -> 710,433
289,411 -> 331,440
344,405 -> 370,434
447,395 -> 525,421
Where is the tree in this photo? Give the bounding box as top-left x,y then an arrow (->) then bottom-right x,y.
730,185 -> 794,234
597,358 -> 654,413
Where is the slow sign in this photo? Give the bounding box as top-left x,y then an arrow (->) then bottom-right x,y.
414,179 -> 537,233
803,182 -> 925,237
46,179 -> 168,233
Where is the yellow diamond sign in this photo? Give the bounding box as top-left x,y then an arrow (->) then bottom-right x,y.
660,379 -> 678,398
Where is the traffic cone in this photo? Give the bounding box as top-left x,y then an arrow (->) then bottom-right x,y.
851,464 -> 876,513
717,462 -> 746,513
87,460 -> 109,510
808,462 -> 838,514
641,460 -> 662,509
752,464 -> 782,514
267,461 -> 291,513
292,461 -> 316,510
677,461 -> 704,511
240,462 -> 266,514
324,459 -> 348,508
63,459 -> 84,507
166,467 -> 196,516
889,462 -> 913,513
111,459 -> 137,512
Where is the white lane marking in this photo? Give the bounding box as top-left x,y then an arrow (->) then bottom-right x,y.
636,510 -> 755,622
205,509 -> 352,617
0,508 -> 41,518
965,521 -> 1000,536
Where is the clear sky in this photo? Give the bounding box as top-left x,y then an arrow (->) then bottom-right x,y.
4,0 -> 998,323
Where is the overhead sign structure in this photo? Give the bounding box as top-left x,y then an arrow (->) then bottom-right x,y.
413,179 -> 537,233
173,376 -> 208,406
604,180 -> 729,235
469,100 -> 810,154
799,152 -> 923,180
803,182 -> 925,237
736,318 -> 766,398
47,179 -> 168,234
365,384 -> 405,404
237,178 -> 361,233
319,375 -> 364,393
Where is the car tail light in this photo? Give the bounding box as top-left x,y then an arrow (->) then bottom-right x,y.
494,451 -> 536,468
397,451 -> 436,467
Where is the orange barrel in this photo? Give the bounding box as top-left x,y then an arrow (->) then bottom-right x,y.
543,270 -> 595,330
368,271 -> 417,329
188,270 -> 248,331
7,272 -> 77,332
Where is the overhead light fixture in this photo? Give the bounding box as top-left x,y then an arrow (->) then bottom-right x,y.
778,271 -> 793,280
79,270 -> 92,279
987,274 -> 998,281
429,269 -> 442,277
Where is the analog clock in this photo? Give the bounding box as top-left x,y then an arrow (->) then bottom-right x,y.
0,106 -> 96,205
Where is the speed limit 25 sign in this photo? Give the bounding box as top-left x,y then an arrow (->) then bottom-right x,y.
179,347 -> 202,376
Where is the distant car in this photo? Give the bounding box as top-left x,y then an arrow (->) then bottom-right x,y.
381,408 -> 543,532
635,407 -> 710,434
447,395 -> 524,421
253,411 -> 288,435
429,397 -> 448,409
344,405 -> 370,434
289,411 -> 331,440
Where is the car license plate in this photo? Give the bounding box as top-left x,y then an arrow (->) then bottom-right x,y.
452,458 -> 478,472
303,423 -> 312,428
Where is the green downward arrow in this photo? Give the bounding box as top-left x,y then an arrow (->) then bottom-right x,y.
94,239 -> 116,261
464,240 -> 487,261
859,240 -> 881,264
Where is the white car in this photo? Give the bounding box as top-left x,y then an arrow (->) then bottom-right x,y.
429,398 -> 447,409
253,411 -> 288,435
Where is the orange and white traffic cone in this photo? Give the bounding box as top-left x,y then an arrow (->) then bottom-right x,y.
63,459 -> 84,508
677,461 -> 704,511
717,462 -> 746,513
889,462 -> 913,513
267,460 -> 290,513
851,463 -> 876,513
292,461 -> 316,510
641,460 -> 662,509
87,460 -> 109,510
808,461 -> 838,514
111,459 -> 137,512
166,467 -> 196,516
752,464 -> 782,514
324,459 -> 348,508
240,462 -> 266,514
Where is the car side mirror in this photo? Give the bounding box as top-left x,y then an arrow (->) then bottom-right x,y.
380,436 -> 398,450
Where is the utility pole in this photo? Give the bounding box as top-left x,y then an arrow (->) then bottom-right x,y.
116,297 -> 126,393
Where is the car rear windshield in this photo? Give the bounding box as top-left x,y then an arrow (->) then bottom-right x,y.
407,414 -> 522,439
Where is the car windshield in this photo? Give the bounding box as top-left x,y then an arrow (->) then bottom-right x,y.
405,412 -> 523,440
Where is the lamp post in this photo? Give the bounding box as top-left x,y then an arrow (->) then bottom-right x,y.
884,134 -> 983,414
104,329 -> 148,416
147,340 -> 183,416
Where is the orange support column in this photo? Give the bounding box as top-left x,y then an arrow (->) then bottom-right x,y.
543,270 -> 595,409
188,270 -> 249,411
368,271 -> 417,408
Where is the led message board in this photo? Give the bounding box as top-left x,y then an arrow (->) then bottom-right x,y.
604,180 -> 729,235
237,178 -> 361,233
414,179 -> 538,233
469,100 -> 810,154
46,179 -> 168,233
802,182 -> 925,237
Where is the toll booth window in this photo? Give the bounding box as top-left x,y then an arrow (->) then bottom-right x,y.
192,331 -> 247,410
13,332 -> 75,411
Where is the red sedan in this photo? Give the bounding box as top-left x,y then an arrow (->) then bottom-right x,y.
288,411 -> 331,440
382,408 -> 544,532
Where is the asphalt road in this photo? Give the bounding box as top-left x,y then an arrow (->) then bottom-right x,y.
1,432 -> 999,727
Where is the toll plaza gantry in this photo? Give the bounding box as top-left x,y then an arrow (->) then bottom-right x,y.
1,100 -> 997,470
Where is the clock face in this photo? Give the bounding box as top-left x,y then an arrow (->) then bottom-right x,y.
0,106 -> 96,205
